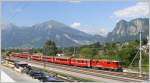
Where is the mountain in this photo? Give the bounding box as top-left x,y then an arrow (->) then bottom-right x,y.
2,18 -> 149,48
107,18 -> 149,42
2,20 -> 104,48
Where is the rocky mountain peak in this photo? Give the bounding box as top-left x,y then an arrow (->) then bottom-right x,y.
107,18 -> 149,42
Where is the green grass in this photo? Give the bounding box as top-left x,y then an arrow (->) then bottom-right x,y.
128,65 -> 149,74
142,65 -> 149,73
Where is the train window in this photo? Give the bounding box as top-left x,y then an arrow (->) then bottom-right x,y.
115,62 -> 117,64
107,62 -> 110,64
116,62 -> 119,65
82,61 -> 84,63
95,61 -> 98,63
112,62 -> 115,64
96,61 -> 98,63
78,60 -> 81,63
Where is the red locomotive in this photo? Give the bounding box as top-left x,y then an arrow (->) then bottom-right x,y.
12,53 -> 123,72
91,59 -> 122,71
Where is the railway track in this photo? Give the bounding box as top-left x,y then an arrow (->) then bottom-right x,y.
27,59 -> 148,80
76,66 -> 148,80
36,61 -> 148,81
11,57 -> 148,82
30,66 -> 74,82
30,61 -> 143,82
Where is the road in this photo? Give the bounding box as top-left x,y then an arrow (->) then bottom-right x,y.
0,65 -> 39,82
1,71 -> 15,82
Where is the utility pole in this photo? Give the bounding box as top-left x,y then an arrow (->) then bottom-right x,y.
43,48 -> 46,70
62,48 -> 64,56
138,20 -> 142,77
128,20 -> 143,77
139,30 -> 142,77
73,47 -> 76,57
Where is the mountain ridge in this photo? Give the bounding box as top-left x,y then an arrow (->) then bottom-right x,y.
2,18 -> 149,48
2,20 -> 104,48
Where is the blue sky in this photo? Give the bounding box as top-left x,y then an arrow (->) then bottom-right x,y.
2,1 -> 149,36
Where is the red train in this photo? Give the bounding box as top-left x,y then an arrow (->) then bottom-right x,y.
71,58 -> 91,67
42,56 -> 54,62
13,52 -> 30,59
54,57 -> 71,65
12,53 -> 123,72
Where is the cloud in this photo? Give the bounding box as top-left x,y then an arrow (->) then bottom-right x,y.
81,28 -> 109,37
14,8 -> 23,13
66,0 -> 81,3
98,28 -> 109,36
70,22 -> 109,36
111,2 -> 149,19
70,22 -> 81,28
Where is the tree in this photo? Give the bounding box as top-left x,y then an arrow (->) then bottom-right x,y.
142,39 -> 148,45
91,42 -> 100,48
6,51 -> 12,56
80,48 -> 98,59
29,48 -> 43,54
118,48 -> 133,66
43,40 -> 57,56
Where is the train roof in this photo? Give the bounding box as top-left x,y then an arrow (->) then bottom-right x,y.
54,56 -> 72,59
32,54 -> 42,56
71,58 -> 90,60
42,55 -> 53,57
96,59 -> 121,62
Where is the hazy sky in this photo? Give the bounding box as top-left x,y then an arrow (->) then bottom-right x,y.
2,1 -> 149,36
